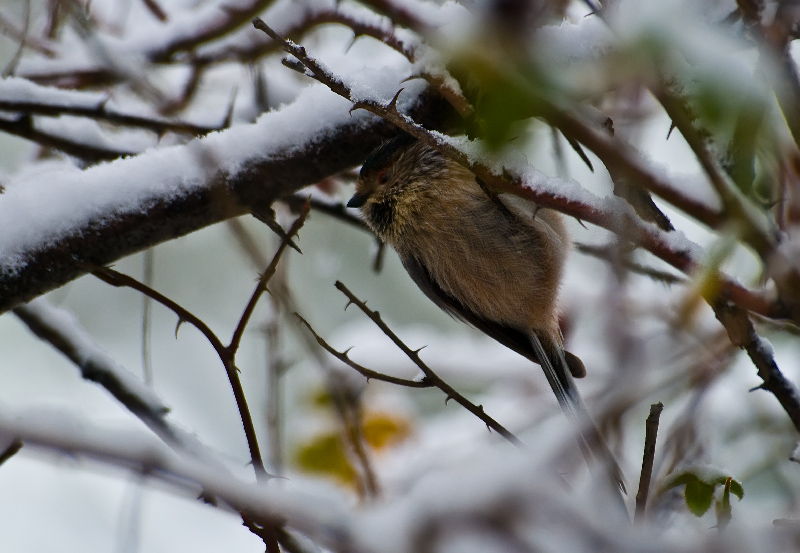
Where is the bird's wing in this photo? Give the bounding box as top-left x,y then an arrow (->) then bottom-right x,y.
402,253 -> 625,492
401,254 -> 585,378
402,254 -> 538,360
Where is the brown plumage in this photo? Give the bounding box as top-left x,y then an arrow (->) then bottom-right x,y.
348,134 -> 624,490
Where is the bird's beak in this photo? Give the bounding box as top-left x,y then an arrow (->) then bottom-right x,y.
347,192 -> 369,208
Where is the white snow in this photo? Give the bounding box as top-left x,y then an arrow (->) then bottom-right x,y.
0,57 -> 419,272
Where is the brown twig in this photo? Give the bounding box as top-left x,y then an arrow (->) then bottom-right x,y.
140,0 -> 168,22
334,281 -> 523,447
655,88 -> 777,260
0,99 -> 220,135
635,402 -> 664,523
280,194 -> 368,231
228,200 -> 309,356
1,0 -> 31,77
294,313 -> 432,388
574,243 -> 685,285
357,0 -> 432,33
81,262 -> 270,480
0,114 -> 136,162
151,0 -> 277,62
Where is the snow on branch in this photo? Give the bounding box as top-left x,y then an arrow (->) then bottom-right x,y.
0,75 -> 447,313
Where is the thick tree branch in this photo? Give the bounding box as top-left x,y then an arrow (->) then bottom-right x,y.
0,88 -> 448,313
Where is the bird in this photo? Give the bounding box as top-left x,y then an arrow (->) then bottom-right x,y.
347,132 -> 624,489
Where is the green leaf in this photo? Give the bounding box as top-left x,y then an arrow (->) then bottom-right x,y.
684,479 -> 715,517
662,468 -> 744,520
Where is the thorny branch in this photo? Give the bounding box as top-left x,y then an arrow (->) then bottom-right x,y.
294,314 -> 432,388
333,280 -> 524,447
228,200 -> 309,356
82,262 -> 270,480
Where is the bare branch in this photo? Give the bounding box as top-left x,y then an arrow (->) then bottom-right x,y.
334,281 -> 524,447
574,243 -> 685,285
0,98 -> 220,135
81,263 -> 271,480
228,201 -> 309,356
294,313 -> 432,388
0,113 -> 137,162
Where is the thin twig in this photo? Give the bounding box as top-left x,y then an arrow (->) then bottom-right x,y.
0,114 -> 136,162
0,99 -> 220,135
82,262 -> 270,480
1,0 -> 30,77
334,281 -> 523,447
575,243 -> 685,285
228,200 -> 309,357
635,402 -> 664,523
294,314 -> 432,388
280,194 -> 368,231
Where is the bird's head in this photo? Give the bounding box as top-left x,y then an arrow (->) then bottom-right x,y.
347,134 -> 445,242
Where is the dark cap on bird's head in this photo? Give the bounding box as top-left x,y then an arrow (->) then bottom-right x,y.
347,132 -> 418,209
360,132 -> 417,177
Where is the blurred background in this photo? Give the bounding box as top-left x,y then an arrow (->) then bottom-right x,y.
1,0 -> 799,551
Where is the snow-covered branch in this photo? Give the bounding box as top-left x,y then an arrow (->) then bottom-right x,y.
0,80 -> 446,313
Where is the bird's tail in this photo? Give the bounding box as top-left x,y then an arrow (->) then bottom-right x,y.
529,332 -> 627,494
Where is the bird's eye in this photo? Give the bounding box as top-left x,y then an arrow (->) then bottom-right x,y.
378,171 -> 389,184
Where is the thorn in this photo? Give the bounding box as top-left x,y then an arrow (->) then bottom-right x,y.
666,121 -> 677,140
223,86 -> 237,129
400,74 -> 424,84
413,345 -> 427,354
344,299 -> 354,311
175,318 -> 186,338
749,384 -> 766,392
343,346 -> 354,358
445,395 -> 453,405
387,88 -> 405,111
349,102 -> 367,115
345,33 -> 361,54
576,217 -> 588,229
97,93 -> 111,112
